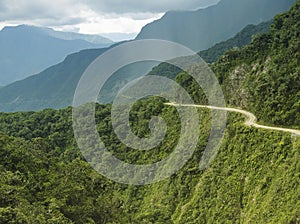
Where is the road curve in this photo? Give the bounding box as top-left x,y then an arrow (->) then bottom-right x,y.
165,103 -> 300,136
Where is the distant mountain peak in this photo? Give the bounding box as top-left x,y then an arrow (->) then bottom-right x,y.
1,24 -> 113,44
0,24 -> 114,86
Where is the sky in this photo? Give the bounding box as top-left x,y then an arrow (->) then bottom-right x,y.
0,0 -> 220,41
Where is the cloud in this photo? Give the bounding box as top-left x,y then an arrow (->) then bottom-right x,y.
0,0 -> 219,36
84,0 -> 220,13
0,0 -> 84,21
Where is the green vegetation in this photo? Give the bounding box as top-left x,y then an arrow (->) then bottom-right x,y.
211,0 -> 300,127
0,100 -> 299,223
0,1 -> 299,223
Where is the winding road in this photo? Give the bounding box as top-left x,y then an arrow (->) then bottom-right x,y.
165,103 -> 300,136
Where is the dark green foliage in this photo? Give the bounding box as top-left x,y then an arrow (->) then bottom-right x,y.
212,0 -> 300,127
0,101 -> 299,223
147,62 -> 182,80
0,131 -> 129,223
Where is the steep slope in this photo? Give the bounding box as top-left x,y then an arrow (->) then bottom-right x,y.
0,25 -> 113,85
136,0 -> 294,51
0,101 -> 299,223
211,0 -> 300,127
150,0 -> 299,128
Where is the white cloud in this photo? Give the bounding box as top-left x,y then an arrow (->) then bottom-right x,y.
0,0 -> 219,37
84,0 -> 220,13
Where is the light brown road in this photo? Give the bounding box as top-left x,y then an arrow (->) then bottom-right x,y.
165,103 -> 300,136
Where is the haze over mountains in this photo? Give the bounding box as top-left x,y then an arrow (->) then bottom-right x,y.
0,25 -> 113,86
136,0 -> 294,51
0,19 -> 272,112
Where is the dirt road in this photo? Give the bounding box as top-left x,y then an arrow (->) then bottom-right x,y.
165,103 -> 300,136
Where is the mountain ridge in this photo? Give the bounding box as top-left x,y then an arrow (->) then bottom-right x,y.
0,20 -> 274,112
1,25 -> 113,45
0,25 -> 113,86
136,0 -> 295,51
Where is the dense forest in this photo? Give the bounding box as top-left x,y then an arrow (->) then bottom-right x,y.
0,101 -> 299,223
0,1 -> 299,223
212,1 -> 300,127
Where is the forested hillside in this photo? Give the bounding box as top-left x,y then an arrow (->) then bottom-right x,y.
0,100 -> 299,223
151,0 -> 300,128
0,1 -> 299,223
212,0 -> 300,127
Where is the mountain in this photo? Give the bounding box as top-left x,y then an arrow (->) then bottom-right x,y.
147,20 -> 273,80
199,20 -> 272,63
0,25 -> 113,86
0,19 -> 275,112
136,0 -> 295,51
40,26 -> 113,45
0,42 -> 156,112
0,19 -> 272,113
0,48 -> 107,111
0,0 -> 294,113
213,2 -> 300,127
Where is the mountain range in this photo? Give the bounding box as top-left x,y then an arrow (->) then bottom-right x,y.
136,0 -> 294,51
0,25 -> 113,86
0,18 -> 273,112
